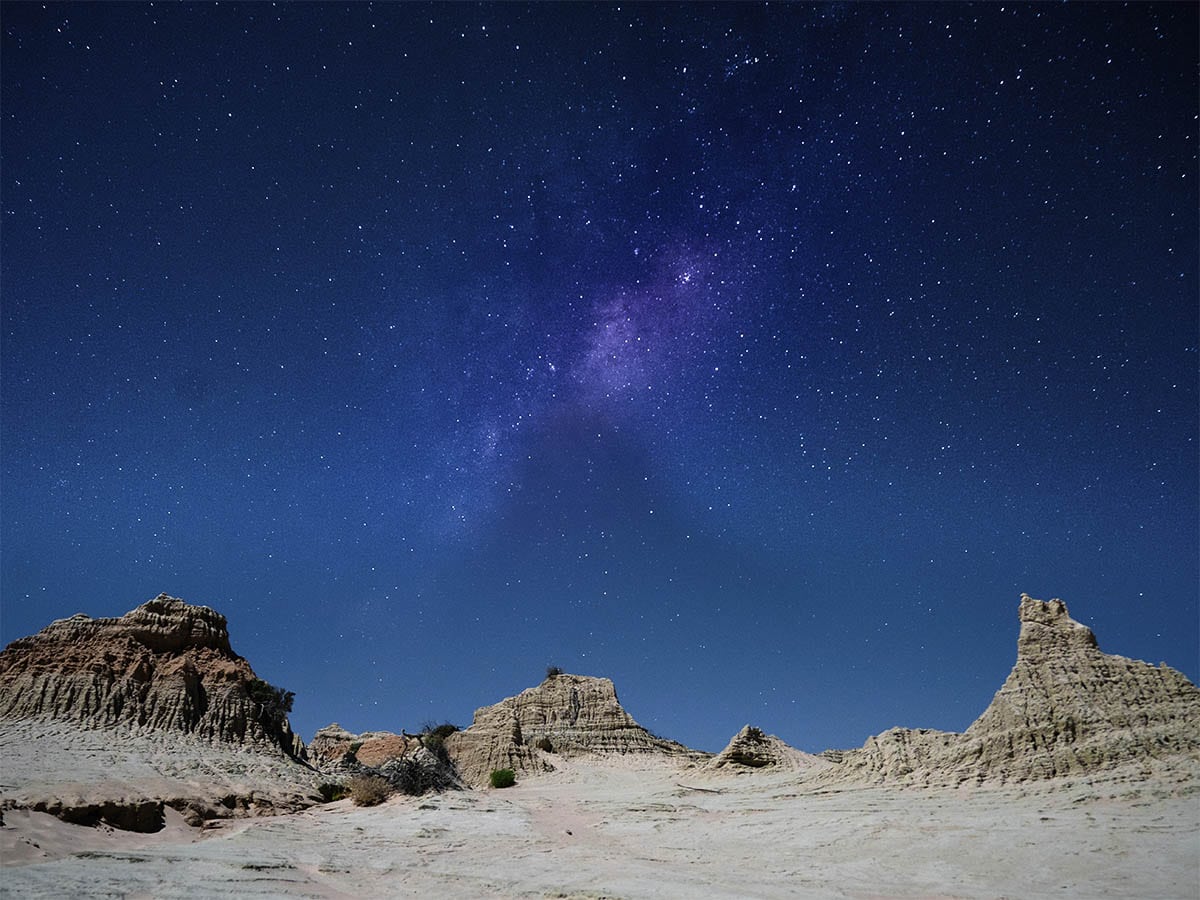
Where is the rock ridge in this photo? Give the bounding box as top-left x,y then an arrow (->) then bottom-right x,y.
446,673 -> 706,786
0,594 -> 302,757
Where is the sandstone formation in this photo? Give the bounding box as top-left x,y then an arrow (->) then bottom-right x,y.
307,722 -> 463,796
447,673 -> 706,786
829,594 -> 1200,786
308,722 -> 416,769
0,594 -> 302,757
705,725 -> 829,774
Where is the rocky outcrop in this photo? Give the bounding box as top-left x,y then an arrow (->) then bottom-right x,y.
308,723 -> 416,769
828,594 -> 1200,786
0,594 -> 302,757
447,673 -> 705,786
822,728 -> 961,783
705,725 -> 829,774
307,723 -> 461,795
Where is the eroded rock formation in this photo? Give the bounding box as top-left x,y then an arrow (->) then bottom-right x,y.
829,594 -> 1200,785
447,673 -> 705,786
308,722 -> 416,769
705,725 -> 829,774
0,594 -> 302,757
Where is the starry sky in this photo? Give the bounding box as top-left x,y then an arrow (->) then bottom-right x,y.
2,3 -> 1196,754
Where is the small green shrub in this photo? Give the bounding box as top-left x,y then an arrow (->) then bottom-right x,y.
317,782 -> 347,803
534,736 -> 553,753
348,774 -> 393,807
348,741 -> 364,754
545,665 -> 563,679
489,768 -> 516,789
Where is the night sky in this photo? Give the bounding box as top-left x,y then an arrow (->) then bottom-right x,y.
2,3 -> 1196,754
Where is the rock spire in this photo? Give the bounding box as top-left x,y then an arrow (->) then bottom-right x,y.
828,594 -> 1200,785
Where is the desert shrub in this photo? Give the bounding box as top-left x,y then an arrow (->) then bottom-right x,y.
744,727 -> 766,743
534,736 -> 553,753
348,741 -> 364,754
545,665 -> 563,679
418,722 -> 460,765
421,721 -> 460,740
317,782 -> 347,803
380,756 -> 459,796
489,768 -> 516,789
245,678 -> 295,715
348,775 -> 393,807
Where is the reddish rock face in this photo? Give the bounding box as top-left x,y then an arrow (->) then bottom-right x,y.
0,594 -> 302,757
307,723 -> 415,768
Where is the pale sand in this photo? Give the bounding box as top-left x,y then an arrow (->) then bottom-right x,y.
3,753 -> 1197,899
0,719 -> 320,818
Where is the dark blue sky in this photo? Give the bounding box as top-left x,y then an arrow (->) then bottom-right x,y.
2,3 -> 1196,753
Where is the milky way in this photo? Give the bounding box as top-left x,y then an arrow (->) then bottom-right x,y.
2,3 -> 1195,751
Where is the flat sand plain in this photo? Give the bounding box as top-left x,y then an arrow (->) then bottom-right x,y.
3,746 -> 1197,899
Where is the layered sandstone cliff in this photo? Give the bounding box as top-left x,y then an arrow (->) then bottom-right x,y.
447,673 -> 705,786
829,594 -> 1200,785
0,594 -> 302,757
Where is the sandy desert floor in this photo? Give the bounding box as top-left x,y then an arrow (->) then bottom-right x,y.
3,753 -> 1198,899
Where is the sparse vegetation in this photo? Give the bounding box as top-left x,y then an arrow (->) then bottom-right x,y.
535,736 -> 553,753
421,721 -> 461,740
245,678 -> 294,715
489,768 -> 516,789
546,665 -> 564,679
348,774 -> 394,807
381,757 -> 457,796
348,741 -> 364,754
317,782 -> 347,803
419,721 -> 460,764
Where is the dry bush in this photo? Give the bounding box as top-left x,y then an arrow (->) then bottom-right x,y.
348,774 -> 393,807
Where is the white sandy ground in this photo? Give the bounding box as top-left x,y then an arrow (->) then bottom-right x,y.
0,719 -> 322,815
2,747 -> 1198,900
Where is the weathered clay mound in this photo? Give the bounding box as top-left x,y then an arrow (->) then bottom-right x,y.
828,594 -> 1200,786
705,725 -> 829,774
0,594 -> 301,757
447,673 -> 706,786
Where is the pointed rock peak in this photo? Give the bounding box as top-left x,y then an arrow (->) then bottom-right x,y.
706,725 -> 828,774
1017,593 -> 1098,658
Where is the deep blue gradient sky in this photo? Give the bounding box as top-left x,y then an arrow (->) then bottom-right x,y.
2,3 -> 1196,753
